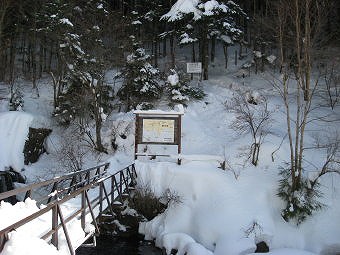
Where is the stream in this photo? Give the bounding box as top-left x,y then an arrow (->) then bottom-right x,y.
76,235 -> 162,255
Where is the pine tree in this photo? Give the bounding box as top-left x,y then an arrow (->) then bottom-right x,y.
116,11 -> 161,111
165,68 -> 204,106
53,0 -> 113,152
162,0 -> 247,78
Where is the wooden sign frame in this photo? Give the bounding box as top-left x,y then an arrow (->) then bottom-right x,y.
134,111 -> 183,164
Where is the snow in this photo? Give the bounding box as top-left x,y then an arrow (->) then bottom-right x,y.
59,18 -> 73,27
248,249 -> 317,255
267,55 -> 277,64
0,198 -> 86,255
0,39 -> 340,255
220,35 -> 232,44
163,0 -> 229,22
161,0 -> 202,21
254,51 -> 262,58
167,73 -> 179,86
0,112 -> 34,171
201,0 -> 221,16
2,231 -> 60,255
134,104 -> 185,115
136,160 -> 340,255
180,33 -> 198,44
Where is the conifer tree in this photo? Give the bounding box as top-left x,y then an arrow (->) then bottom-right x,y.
162,0 -> 247,79
116,11 -> 161,111
53,0 -> 113,152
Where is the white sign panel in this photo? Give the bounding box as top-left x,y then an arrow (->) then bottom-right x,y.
142,119 -> 175,143
187,62 -> 202,73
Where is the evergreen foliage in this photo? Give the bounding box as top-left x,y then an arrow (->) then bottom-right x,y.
165,69 -> 205,106
277,166 -> 324,225
50,0 -> 113,152
117,44 -> 161,110
116,12 -> 161,111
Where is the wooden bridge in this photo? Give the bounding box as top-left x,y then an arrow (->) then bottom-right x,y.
0,163 -> 137,255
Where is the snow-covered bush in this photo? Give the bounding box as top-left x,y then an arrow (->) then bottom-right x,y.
56,130 -> 90,172
129,184 -> 167,221
109,117 -> 134,153
130,183 -> 181,221
277,166 -> 323,225
165,69 -> 205,106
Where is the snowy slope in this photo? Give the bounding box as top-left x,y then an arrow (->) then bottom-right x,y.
0,112 -> 34,172
0,45 -> 339,255
136,161 -> 340,255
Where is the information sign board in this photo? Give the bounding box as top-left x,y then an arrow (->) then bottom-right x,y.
142,119 -> 175,143
187,62 -> 202,73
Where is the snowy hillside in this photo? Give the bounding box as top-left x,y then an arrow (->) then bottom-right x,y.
0,40 -> 340,255
1,60 -> 340,255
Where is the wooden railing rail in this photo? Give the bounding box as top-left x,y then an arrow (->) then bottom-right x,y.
0,163 -> 109,203
0,163 -> 137,255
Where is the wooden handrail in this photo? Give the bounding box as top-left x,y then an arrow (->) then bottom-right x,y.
0,163 -> 137,254
0,162 -> 109,201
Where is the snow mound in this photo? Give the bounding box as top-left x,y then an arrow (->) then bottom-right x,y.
135,160 -> 340,255
0,112 -> 34,171
1,231 -> 60,255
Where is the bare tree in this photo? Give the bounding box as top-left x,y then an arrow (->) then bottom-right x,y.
271,72 -> 315,198
322,63 -> 340,110
309,134 -> 340,189
226,92 -> 272,166
271,0 -> 338,224
56,130 -> 90,173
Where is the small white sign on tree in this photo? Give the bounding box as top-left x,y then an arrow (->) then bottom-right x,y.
187,62 -> 202,74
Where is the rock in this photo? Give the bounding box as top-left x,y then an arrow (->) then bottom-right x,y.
23,127 -> 52,165
255,241 -> 269,253
0,169 -> 25,204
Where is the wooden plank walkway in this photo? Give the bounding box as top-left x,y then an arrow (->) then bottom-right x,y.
0,163 -> 137,255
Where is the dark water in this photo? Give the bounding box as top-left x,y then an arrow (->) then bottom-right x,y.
76,235 -> 162,255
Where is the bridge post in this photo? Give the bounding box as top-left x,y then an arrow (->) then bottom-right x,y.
51,205 -> 58,248
81,191 -> 86,230
119,172 -> 123,198
111,176 -> 115,202
0,232 -> 8,252
99,183 -> 103,216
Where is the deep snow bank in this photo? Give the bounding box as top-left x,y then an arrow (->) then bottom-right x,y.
0,198 -> 85,255
0,111 -> 50,172
0,112 -> 34,171
135,160 -> 340,255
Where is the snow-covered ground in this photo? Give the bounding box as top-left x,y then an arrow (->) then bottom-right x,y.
0,44 -> 340,255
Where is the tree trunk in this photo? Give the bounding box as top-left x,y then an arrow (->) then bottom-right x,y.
223,44 -> 228,69
95,111 -> 105,152
191,42 -> 196,80
94,84 -> 106,153
303,0 -> 311,101
163,37 -> 167,57
154,39 -> 158,67
211,36 -> 216,63
170,35 -> 175,69
38,42 -> 43,78
201,26 -> 209,80
9,37 -> 16,83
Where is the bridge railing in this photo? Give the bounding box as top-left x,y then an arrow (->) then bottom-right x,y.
0,163 -> 137,255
